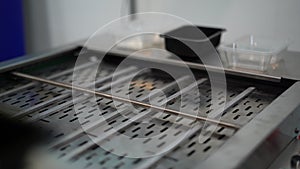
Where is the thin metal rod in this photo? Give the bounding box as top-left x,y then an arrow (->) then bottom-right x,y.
5,61 -> 97,117
49,76 -> 191,149
2,61 -> 98,118
28,68 -> 140,122
69,86 -> 254,162
0,61 -> 97,98
12,71 -> 240,129
63,78 -> 208,160
135,87 -> 256,169
12,66 -> 138,119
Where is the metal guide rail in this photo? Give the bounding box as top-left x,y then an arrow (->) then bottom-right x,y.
0,49 -> 290,169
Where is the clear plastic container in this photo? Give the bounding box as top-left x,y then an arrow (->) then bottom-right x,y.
219,35 -> 288,71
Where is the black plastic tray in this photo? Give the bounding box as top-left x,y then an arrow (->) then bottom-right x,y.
161,25 -> 225,61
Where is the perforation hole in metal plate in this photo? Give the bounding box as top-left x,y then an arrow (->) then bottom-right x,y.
0,84 -> 62,114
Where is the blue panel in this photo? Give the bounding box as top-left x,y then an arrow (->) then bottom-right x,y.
0,0 -> 25,62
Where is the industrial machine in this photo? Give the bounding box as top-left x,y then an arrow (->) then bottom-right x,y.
0,42 -> 299,169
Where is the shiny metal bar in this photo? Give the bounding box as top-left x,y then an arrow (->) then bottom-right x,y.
0,60 -> 97,98
20,67 -> 138,121
135,87 -> 255,169
63,78 -> 208,160
49,76 -> 191,149
12,66 -> 138,119
12,72 -> 242,161
12,71 -> 240,129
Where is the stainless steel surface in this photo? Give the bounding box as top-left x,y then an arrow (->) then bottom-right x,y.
49,76 -> 193,150
12,71 -> 241,129
63,77 -> 206,160
93,35 -> 300,81
199,81 -> 300,169
133,86 -> 256,169
268,139 -> 300,169
12,66 -> 137,119
0,46 -> 298,169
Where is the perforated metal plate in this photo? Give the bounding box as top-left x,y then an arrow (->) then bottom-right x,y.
0,53 -> 283,169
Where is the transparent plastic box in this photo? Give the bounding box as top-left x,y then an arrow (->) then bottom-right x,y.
219,35 -> 288,71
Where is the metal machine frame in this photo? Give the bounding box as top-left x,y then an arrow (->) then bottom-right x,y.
0,44 -> 299,169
